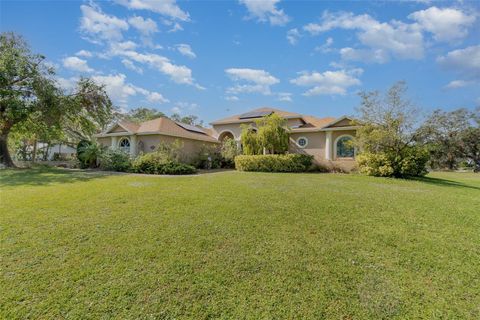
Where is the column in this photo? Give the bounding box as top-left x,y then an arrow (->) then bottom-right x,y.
325,131 -> 332,160
111,136 -> 118,149
130,135 -> 137,157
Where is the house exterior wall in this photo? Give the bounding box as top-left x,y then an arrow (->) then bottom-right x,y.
290,129 -> 357,171
96,134 -> 218,163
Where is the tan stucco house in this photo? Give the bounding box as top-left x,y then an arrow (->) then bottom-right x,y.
95,107 -> 359,169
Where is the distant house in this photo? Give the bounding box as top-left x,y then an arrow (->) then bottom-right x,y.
94,107 -> 359,170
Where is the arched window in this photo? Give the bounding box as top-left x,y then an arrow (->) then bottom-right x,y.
118,137 -> 130,153
336,135 -> 354,158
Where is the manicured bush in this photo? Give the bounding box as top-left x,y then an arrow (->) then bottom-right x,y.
357,146 -> 429,178
99,149 -> 131,172
132,152 -> 196,175
235,154 -> 313,172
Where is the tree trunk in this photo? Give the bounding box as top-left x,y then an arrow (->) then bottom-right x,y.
0,131 -> 15,167
32,139 -> 37,163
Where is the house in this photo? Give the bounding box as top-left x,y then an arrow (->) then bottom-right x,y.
210,107 -> 359,170
95,107 -> 358,170
94,117 -> 219,163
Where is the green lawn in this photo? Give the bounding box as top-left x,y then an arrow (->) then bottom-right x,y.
1,168 -> 479,319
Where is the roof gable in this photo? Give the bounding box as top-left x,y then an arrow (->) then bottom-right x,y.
322,116 -> 355,128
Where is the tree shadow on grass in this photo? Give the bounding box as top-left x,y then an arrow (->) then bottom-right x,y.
0,167 -> 113,188
412,176 -> 480,191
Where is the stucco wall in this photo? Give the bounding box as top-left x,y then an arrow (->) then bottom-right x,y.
290,130 -> 357,171
96,134 -> 218,163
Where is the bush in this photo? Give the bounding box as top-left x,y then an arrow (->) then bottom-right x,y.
193,144 -> 223,169
77,141 -> 103,168
132,152 -> 196,175
235,154 -> 313,172
357,147 -> 429,178
99,149 -> 131,172
220,137 -> 240,168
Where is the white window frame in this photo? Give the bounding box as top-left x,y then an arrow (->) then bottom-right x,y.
334,134 -> 355,159
118,137 -> 131,153
296,136 -> 309,148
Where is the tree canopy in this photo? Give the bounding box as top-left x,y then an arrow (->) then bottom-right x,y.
355,82 -> 429,177
0,32 -> 113,167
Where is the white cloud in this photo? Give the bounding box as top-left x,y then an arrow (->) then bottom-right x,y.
339,47 -> 389,64
443,80 -> 474,90
121,59 -> 143,74
314,37 -> 334,53
225,68 -> 280,95
409,6 -> 476,43
437,45 -> 480,80
128,16 -> 158,36
239,0 -> 290,26
303,11 -> 425,62
286,28 -> 301,45
75,50 -> 93,58
80,4 -> 129,43
277,92 -> 292,102
115,0 -> 190,21
176,44 -> 196,58
290,69 -> 362,96
146,92 -> 169,103
170,102 -> 198,114
225,96 -> 239,101
109,48 -> 202,88
62,56 -> 94,73
91,73 -> 168,106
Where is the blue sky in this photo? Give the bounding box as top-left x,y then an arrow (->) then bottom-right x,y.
1,0 -> 479,124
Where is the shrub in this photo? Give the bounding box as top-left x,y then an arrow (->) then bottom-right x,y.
220,137 -> 240,168
99,149 -> 131,172
193,144 -> 223,169
77,141 -> 103,168
357,147 -> 428,178
235,154 -> 313,172
132,152 -> 196,175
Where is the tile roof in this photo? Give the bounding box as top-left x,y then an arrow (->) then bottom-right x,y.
102,117 -> 219,143
210,107 -> 304,125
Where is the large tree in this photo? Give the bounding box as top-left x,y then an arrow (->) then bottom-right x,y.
355,81 -> 429,177
418,108 -> 472,170
123,107 -> 167,123
0,32 -> 113,167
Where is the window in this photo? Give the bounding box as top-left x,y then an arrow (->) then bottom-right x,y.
297,137 -> 308,148
336,136 -> 354,158
118,137 -> 130,153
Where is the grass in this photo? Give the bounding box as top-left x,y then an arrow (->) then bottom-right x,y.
1,168 -> 479,319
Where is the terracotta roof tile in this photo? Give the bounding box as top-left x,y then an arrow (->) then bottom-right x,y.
103,118 -> 219,143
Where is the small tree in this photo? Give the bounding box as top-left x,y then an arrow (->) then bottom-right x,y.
255,113 -> 290,154
355,81 -> 428,178
240,113 -> 290,155
240,125 -> 262,155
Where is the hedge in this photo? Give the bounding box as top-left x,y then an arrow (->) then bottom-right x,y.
132,152 -> 196,175
234,154 -> 313,172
